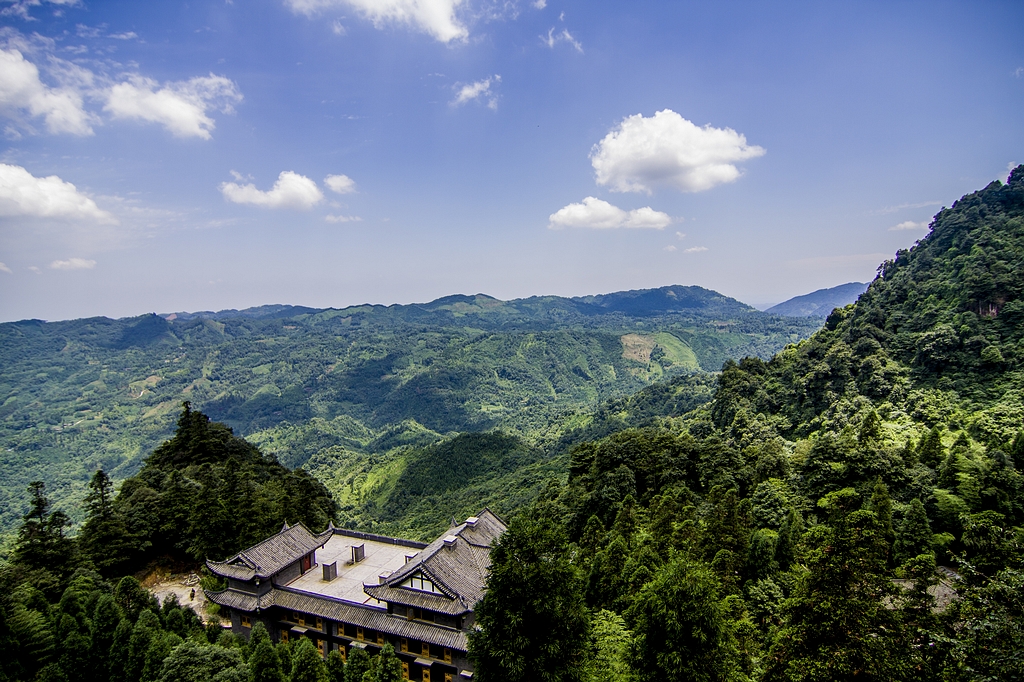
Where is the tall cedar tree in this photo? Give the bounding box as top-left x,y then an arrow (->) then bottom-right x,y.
764,489 -> 913,681
626,555 -> 741,682
469,511 -> 590,682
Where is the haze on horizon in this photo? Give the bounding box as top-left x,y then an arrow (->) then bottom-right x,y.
0,0 -> 1021,323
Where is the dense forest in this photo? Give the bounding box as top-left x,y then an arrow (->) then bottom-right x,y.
0,285 -> 820,542
1,168 -> 1022,681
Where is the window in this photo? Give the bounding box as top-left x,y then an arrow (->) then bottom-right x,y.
317,639 -> 324,655
400,638 -> 408,653
400,573 -> 440,593
280,630 -> 289,643
297,613 -> 306,627
377,632 -> 385,645
444,674 -> 453,682
315,617 -> 323,631
421,642 -> 430,657
443,648 -> 451,664
401,662 -> 409,680
422,670 -> 431,682
356,627 -> 364,641
241,615 -> 251,628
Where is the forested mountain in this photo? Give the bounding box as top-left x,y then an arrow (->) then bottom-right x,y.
0,286 -> 819,539
467,166 -> 1024,681
765,282 -> 869,317
0,168 -> 1022,682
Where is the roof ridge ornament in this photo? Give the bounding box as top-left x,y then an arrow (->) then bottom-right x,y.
281,521 -> 290,532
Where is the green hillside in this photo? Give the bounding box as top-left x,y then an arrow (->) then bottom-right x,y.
0,286 -> 819,538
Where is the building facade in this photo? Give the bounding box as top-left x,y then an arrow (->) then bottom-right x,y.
204,509 -> 505,681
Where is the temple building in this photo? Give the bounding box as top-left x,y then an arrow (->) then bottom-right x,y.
204,509 -> 506,681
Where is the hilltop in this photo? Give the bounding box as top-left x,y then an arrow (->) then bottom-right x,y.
0,285 -> 819,538
765,281 -> 869,317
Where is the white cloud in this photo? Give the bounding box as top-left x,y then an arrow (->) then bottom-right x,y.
285,0 -> 469,43
0,163 -> 117,223
889,220 -> 928,231
532,0 -> 546,7
684,246 -> 708,253
104,74 -> 242,139
324,174 -> 356,194
591,109 -> 765,194
0,262 -> 11,273
675,231 -> 686,240
109,31 -> 138,40
541,27 -> 582,52
325,214 -> 363,223
331,20 -> 347,35
2,0 -> 80,20
452,75 -> 500,109
50,257 -> 95,270
220,171 -> 324,210
0,48 -> 95,135
548,196 -> 672,230
663,245 -> 676,252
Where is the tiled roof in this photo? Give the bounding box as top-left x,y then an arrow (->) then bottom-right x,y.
374,509 -> 505,609
205,587 -> 275,611
207,523 -> 331,580
362,584 -> 472,616
207,585 -> 469,651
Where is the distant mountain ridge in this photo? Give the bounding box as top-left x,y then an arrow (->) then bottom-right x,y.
158,285 -> 758,324
766,281 -> 869,317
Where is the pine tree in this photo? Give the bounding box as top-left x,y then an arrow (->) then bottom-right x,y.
764,488 -> 913,681
343,648 -> 371,682
248,624 -> 284,682
894,498 -> 933,565
363,644 -> 402,682
917,426 -> 945,468
469,512 -> 590,682
325,650 -> 345,682
289,637 -> 328,682
626,554 -> 741,682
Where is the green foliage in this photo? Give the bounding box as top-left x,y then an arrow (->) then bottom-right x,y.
0,287 -> 819,542
627,554 -> 744,682
288,638 -> 328,682
361,644 -> 402,682
470,509 -> 591,682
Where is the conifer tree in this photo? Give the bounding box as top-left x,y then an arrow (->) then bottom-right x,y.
249,623 -> 284,682
343,648 -> 370,682
363,644 -> 402,682
469,511 -> 590,682
894,498 -> 933,565
917,426 -> 945,468
289,637 -> 328,682
325,650 -> 345,682
627,554 -> 740,682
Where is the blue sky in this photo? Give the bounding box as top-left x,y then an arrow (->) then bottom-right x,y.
0,0 -> 1021,321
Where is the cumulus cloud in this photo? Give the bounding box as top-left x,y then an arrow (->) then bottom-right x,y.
532,0 -> 546,7
452,75 -> 500,109
324,174 -> 356,194
663,245 -> 676,252
285,0 -> 469,43
548,196 -> 672,230
325,214 -> 362,223
104,74 -> 242,139
220,171 -> 324,210
541,27 -> 582,52
889,220 -> 929,231
591,109 -> 765,194
0,163 -> 117,223
684,246 -> 708,253
2,0 -> 80,20
50,257 -> 96,270
0,48 -> 95,135
0,262 -> 12,273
